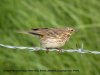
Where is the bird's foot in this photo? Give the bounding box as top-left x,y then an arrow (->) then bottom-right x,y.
56,48 -> 62,54
46,48 -> 50,53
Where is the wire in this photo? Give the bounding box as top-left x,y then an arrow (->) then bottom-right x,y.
0,44 -> 100,54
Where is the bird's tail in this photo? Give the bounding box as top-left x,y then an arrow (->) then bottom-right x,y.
16,30 -> 42,36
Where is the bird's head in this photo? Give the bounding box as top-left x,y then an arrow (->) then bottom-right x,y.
65,27 -> 75,34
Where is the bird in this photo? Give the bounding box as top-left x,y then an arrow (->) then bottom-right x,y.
19,27 -> 75,53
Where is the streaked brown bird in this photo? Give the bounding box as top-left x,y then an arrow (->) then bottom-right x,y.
19,27 -> 75,53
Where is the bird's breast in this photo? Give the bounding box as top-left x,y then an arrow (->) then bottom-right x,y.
41,38 -> 66,48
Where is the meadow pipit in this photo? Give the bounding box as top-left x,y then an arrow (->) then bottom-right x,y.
20,27 -> 75,53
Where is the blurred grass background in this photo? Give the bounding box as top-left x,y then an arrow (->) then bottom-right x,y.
0,0 -> 100,75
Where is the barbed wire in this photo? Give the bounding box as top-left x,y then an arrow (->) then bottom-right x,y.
0,44 -> 100,54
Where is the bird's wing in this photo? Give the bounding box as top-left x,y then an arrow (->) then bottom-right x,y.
29,28 -> 64,37
29,28 -> 50,36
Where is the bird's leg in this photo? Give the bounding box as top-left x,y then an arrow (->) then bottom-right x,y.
56,48 -> 62,53
46,48 -> 50,53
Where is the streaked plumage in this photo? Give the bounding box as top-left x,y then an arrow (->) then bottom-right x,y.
19,27 -> 75,52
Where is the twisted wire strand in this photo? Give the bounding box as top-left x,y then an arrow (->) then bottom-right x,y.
0,44 -> 100,54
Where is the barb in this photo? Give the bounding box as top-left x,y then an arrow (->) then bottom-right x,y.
0,44 -> 100,54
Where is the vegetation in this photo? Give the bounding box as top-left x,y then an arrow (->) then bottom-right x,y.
0,0 -> 100,75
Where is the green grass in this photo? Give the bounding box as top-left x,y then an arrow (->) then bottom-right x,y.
0,0 -> 100,75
